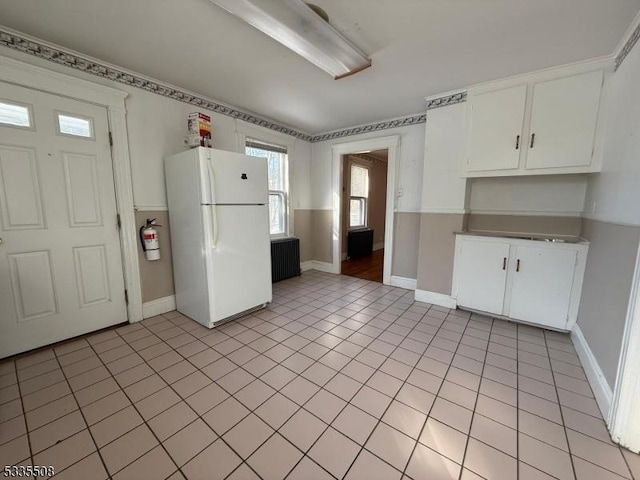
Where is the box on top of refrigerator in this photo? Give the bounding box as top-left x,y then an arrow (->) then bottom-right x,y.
187,112 -> 212,148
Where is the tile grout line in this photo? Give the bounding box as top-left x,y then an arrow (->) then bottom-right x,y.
49,346 -> 111,479
11,359 -> 34,472
543,329 -> 580,480
454,315 -> 494,480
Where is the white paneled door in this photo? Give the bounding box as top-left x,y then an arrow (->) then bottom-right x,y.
0,82 -> 127,358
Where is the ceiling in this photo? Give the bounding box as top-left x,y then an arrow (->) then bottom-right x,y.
0,0 -> 638,135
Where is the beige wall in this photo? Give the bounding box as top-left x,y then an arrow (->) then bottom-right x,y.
312,210 -> 334,264
392,212 -> 421,279
135,210 -> 175,303
578,219 -> 640,388
468,214 -> 583,236
293,210 -> 313,262
416,213 -> 467,295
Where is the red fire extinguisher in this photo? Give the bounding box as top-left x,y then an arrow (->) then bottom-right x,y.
140,218 -> 161,261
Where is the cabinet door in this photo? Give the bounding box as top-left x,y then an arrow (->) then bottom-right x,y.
455,240 -> 510,315
467,84 -> 527,172
525,70 -> 603,170
508,246 -> 577,329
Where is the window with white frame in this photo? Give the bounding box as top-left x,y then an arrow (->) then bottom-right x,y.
245,138 -> 289,236
349,164 -> 369,229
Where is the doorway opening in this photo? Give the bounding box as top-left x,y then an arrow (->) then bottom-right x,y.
340,150 -> 388,283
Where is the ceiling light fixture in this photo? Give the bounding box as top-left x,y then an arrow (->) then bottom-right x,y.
209,0 -> 372,79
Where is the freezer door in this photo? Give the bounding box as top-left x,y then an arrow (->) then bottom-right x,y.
199,149 -> 269,205
203,204 -> 272,323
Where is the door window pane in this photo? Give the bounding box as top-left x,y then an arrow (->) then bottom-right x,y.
0,101 -> 31,128
57,114 -> 93,138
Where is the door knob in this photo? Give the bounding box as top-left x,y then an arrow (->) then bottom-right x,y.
0,237 -> 3,244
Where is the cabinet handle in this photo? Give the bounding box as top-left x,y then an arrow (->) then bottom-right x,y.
516,259 -> 521,272
515,135 -> 520,150
502,257 -> 507,270
530,133 -> 536,148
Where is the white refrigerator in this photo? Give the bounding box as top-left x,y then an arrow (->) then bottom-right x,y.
164,147 -> 272,328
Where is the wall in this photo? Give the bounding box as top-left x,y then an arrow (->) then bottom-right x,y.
417,102 -> 468,294
578,35 -> 640,390
310,122 -> 426,276
0,46 -> 312,308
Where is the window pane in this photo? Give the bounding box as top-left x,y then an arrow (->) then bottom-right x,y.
269,193 -> 285,235
350,165 -> 368,197
350,198 -> 365,227
0,101 -> 31,128
245,146 -> 285,191
58,114 -> 92,138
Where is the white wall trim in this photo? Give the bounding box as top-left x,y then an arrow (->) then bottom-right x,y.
609,237 -> 640,452
470,210 -> 583,218
373,242 -> 385,251
331,135 -> 400,286
415,289 -> 457,309
390,276 -> 417,290
300,261 -> 335,274
0,54 -> 143,323
581,212 -> 640,228
571,325 -> 613,421
142,295 -> 177,319
420,208 -> 469,215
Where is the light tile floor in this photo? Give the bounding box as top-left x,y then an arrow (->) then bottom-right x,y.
1,271 -> 639,480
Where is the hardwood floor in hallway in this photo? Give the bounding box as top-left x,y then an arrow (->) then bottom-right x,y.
341,249 -> 384,283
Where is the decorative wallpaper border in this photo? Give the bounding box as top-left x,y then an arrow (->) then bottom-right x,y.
425,91 -> 467,110
0,28 -> 468,144
310,113 -> 426,143
615,20 -> 640,71
0,29 -> 314,142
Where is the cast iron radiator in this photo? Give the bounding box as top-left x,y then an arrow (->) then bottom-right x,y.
271,237 -> 301,282
347,228 -> 374,259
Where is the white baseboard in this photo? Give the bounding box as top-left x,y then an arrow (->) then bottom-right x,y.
571,325 -> 613,420
142,295 -> 176,319
301,261 -> 336,274
414,289 -> 457,309
390,276 -> 417,290
373,242 -> 385,251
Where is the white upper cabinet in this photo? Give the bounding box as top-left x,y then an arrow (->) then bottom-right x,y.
467,85 -> 527,173
462,65 -> 607,178
526,71 -> 603,171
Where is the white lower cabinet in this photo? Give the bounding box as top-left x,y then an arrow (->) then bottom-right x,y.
452,235 -> 588,331
455,240 -> 510,315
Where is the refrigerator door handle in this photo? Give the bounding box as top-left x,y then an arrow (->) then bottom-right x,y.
206,157 -> 216,205
211,205 -> 218,249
